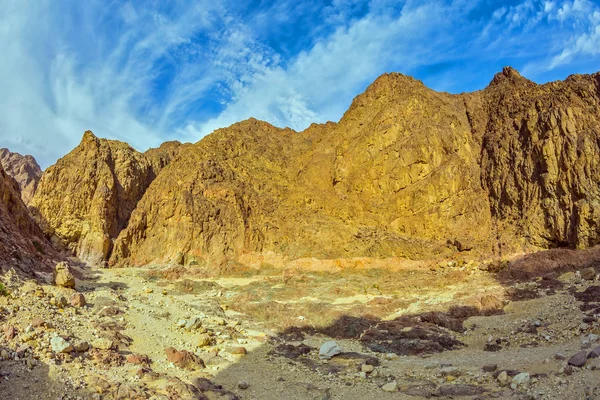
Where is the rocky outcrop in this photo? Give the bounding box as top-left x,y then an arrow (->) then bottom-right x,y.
0,164 -> 56,274
468,67 -> 600,252
0,148 -> 42,205
32,68 -> 600,267
29,132 -> 182,265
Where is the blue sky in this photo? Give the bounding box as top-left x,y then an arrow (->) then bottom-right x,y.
1,0 -> 599,168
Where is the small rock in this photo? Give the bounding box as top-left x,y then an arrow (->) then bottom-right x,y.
482,364 -> 497,372
176,319 -> 187,328
143,287 -> 153,294
581,267 -> 597,280
51,336 -> 73,353
91,338 -> 114,351
238,381 -> 249,390
587,345 -> 600,359
3,325 -> 17,340
73,341 -> 89,352
497,371 -> 509,386
165,347 -> 205,371
70,293 -> 86,307
31,317 -> 45,328
319,341 -> 342,360
198,334 -> 213,348
568,350 -> 588,367
511,372 -> 530,387
361,364 -> 374,373
381,381 -> 398,392
54,262 -> 76,288
555,353 -> 566,360
230,346 -> 247,356
184,316 -> 203,331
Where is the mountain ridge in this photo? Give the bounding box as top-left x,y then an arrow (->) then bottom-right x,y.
23,67 -> 600,267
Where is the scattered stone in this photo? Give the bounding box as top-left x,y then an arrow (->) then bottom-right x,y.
238,381 -> 249,390
381,381 -> 398,392
581,267 -> 597,280
31,317 -> 45,328
497,371 -> 509,386
230,346 -> 247,356
555,353 -> 566,360
165,347 -> 205,371
198,334 -> 213,348
54,262 -> 76,288
184,316 -> 203,331
127,353 -> 151,366
70,293 -> 86,307
91,338 -> 115,351
511,372 -> 530,387
568,350 -> 588,367
73,341 -> 89,352
361,364 -> 374,373
482,364 -> 498,372
51,336 -> 73,353
4,325 -> 17,340
587,346 -> 600,359
319,341 -> 342,360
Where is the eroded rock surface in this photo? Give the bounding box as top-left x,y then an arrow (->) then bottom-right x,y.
30,132 -> 182,265
0,148 -> 42,205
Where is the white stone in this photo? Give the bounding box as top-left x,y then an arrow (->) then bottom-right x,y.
318,341 -> 342,360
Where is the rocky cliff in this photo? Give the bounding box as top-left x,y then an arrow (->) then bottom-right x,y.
29,132 -> 182,265
31,68 -> 600,267
0,148 -> 42,205
0,164 -> 56,274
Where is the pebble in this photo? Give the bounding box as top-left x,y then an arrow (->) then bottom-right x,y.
51,336 -> 73,353
511,372 -> 530,387
381,381 -> 397,392
568,350 -> 588,367
91,338 -> 114,350
361,364 -> 374,373
319,341 -> 342,360
497,371 -> 509,386
238,381 -> 249,390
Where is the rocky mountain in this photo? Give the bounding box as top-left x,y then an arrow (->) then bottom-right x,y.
0,164 -> 56,274
0,148 -> 42,205
30,67 -> 600,267
29,132 -> 182,265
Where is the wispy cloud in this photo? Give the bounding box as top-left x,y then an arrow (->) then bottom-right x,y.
0,0 -> 599,168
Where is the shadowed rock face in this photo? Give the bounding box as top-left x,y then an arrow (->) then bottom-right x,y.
469,67 -> 600,251
29,132 -> 182,265
0,164 -> 56,274
30,68 -> 600,266
0,148 -> 42,205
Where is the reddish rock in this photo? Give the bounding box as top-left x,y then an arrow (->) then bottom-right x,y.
165,347 -> 205,371
127,353 -> 151,366
70,293 -> 86,307
3,325 -> 17,340
31,317 -> 45,328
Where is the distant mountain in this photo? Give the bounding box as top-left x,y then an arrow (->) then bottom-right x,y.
30,67 -> 600,266
0,148 -> 42,205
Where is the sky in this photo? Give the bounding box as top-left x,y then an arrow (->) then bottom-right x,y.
1,0 -> 599,168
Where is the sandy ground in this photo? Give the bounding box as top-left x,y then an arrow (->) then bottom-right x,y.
1,259 -> 599,399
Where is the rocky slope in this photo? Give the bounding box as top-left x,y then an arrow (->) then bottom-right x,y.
0,148 -> 42,205
29,132 -> 182,265
29,67 -> 600,267
110,67 -> 600,266
0,164 -> 56,275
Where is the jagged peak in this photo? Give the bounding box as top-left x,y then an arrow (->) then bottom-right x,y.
488,66 -> 533,88
81,130 -> 99,144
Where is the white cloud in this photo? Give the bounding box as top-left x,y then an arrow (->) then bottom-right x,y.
1,0 -> 599,168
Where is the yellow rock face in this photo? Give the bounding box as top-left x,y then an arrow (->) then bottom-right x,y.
33,68 -> 600,267
30,131 -> 182,265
